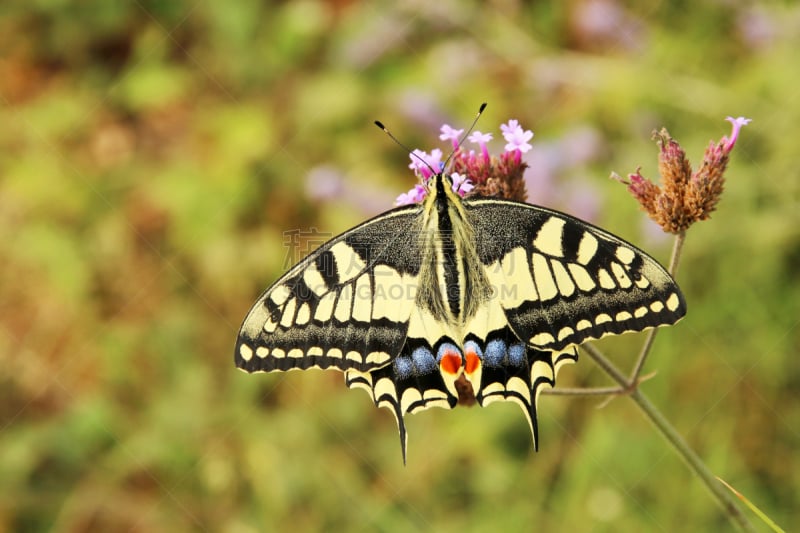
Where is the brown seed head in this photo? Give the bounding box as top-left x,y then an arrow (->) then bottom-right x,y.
618,118 -> 749,233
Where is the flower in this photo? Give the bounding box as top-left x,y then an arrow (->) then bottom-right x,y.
619,116 -> 750,233
501,120 -> 534,154
468,131 -> 493,162
467,131 -> 493,144
398,118 -> 535,205
439,124 -> 464,150
451,173 -> 475,197
625,168 -> 660,216
408,148 -> 443,179
395,184 -> 427,206
722,116 -> 752,152
500,119 -> 520,134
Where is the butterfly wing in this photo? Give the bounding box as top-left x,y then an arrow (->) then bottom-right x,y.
466,197 -> 686,350
235,204 -> 425,374
339,193 -> 686,459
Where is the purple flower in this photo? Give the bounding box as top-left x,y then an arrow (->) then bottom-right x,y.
408,148 -> 443,179
468,131 -> 493,162
395,184 -> 427,206
722,116 -> 752,152
451,173 -> 474,197
398,117 -> 534,205
501,119 -> 534,154
500,119 -> 520,136
468,131 -> 493,144
439,124 -> 464,150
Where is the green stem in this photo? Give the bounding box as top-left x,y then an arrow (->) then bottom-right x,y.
581,343 -> 756,532
667,230 -> 686,277
629,231 -> 686,383
629,327 -> 659,384
541,385 -> 626,397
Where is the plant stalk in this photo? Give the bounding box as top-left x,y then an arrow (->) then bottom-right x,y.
629,231 -> 686,383
581,343 -> 756,532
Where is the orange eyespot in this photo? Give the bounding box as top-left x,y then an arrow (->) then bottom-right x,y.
439,351 -> 463,375
465,351 -> 481,375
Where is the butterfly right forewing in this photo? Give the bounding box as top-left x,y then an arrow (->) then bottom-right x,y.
467,198 -> 686,353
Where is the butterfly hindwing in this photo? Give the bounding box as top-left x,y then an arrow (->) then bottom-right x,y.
345,306 -> 460,461
474,325 -> 579,450
468,198 -> 686,352
236,204 -> 424,374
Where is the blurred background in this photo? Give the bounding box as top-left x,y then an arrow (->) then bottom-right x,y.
1,0 -> 798,531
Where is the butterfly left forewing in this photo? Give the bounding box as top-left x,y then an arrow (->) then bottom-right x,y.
236,205 -> 424,374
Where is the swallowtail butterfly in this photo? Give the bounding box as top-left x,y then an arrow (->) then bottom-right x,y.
235,128 -> 686,463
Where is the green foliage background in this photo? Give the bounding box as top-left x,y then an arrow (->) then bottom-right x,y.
1,1 -> 797,531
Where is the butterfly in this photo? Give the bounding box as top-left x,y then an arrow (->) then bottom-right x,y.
235,126 -> 686,463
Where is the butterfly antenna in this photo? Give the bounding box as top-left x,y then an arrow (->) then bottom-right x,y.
375,102 -> 487,177
374,120 -> 438,177
442,102 -> 487,170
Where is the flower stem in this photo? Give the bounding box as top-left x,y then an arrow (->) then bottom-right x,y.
667,230 -> 686,276
581,343 -> 756,532
541,385 -> 627,397
629,231 -> 686,383
541,372 -> 657,397
629,389 -> 757,532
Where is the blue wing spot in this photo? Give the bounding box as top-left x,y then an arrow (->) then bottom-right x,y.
484,339 -> 507,367
411,346 -> 437,374
464,340 -> 483,358
394,356 -> 414,379
436,342 -> 463,362
508,343 -> 526,366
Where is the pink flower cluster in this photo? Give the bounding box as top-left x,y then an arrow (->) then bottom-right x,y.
396,120 -> 535,205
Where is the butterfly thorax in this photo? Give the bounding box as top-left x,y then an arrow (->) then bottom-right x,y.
416,173 -> 492,331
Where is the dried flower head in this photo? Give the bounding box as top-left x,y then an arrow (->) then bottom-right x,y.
618,117 -> 750,233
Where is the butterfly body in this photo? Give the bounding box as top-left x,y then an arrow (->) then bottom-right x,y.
236,172 -> 686,461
